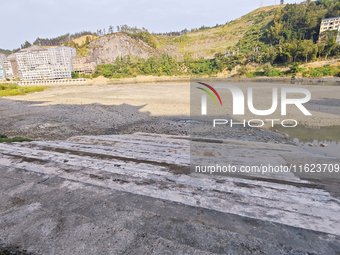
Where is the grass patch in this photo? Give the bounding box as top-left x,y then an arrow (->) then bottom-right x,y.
246,71 -> 265,78
0,134 -> 32,143
0,83 -> 48,97
302,65 -> 340,78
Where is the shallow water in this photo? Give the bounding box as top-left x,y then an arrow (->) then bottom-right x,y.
273,125 -> 340,158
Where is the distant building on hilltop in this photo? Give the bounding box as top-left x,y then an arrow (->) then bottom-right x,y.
319,16 -> 340,43
280,0 -> 284,5
15,45 -> 76,80
72,56 -> 96,74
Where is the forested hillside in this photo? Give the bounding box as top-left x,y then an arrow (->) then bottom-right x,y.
3,0 -> 340,78
93,0 -> 340,78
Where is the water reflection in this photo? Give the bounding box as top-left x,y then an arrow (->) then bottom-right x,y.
273,125 -> 340,158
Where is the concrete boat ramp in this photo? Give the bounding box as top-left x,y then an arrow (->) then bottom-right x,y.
0,133 -> 339,254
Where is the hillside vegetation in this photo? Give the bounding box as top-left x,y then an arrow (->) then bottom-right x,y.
91,0 -> 340,78
3,0 -> 340,79
156,5 -> 280,58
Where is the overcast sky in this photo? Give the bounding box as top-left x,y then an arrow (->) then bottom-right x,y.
0,0 -> 305,50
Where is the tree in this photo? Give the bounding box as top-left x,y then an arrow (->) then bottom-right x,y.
298,40 -> 317,62
317,43 -> 325,58
324,36 -> 338,59
266,11 -> 283,44
85,36 -> 90,46
263,46 -> 278,64
21,41 -> 32,49
326,1 -> 340,18
71,72 -> 79,79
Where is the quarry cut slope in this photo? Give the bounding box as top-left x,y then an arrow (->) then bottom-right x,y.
87,33 -> 160,64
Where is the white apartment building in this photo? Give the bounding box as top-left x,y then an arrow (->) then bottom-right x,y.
0,52 -> 8,79
0,53 -> 17,79
0,63 -> 5,80
319,16 -> 340,43
48,46 -> 77,79
15,45 -> 76,80
0,60 -> 5,80
16,46 -> 53,80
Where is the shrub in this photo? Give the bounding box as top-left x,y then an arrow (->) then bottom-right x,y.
102,70 -> 113,78
290,63 -> 301,73
263,63 -> 273,76
268,69 -> 281,77
237,66 -> 248,76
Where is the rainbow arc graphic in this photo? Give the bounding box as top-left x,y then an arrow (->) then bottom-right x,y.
196,82 -> 222,106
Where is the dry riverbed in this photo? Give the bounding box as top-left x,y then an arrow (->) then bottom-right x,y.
0,82 -> 294,144
1,81 -> 340,254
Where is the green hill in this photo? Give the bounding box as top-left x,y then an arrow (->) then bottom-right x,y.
3,0 -> 340,78
155,5 -> 281,58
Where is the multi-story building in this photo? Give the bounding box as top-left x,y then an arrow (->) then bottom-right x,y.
2,53 -> 19,79
72,56 -> 96,74
84,61 -> 96,74
0,62 -> 5,80
0,53 -> 5,80
15,45 -> 76,80
7,54 -> 19,78
48,46 -> 76,79
319,16 -> 340,43
16,46 -> 53,80
0,52 -> 19,80
72,56 -> 86,73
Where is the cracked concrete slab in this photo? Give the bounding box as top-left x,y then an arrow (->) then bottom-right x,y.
0,133 -> 339,254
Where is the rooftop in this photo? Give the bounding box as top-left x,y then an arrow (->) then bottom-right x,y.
322,16 -> 340,21
18,45 -> 47,53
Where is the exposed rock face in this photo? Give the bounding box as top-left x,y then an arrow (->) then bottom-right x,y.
87,33 -> 159,64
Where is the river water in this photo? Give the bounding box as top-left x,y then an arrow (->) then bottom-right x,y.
274,125 -> 340,158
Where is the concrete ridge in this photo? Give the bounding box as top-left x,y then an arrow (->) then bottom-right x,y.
0,133 -> 339,237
